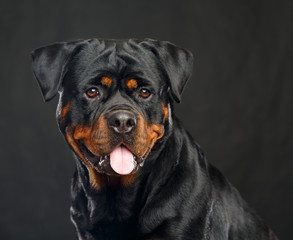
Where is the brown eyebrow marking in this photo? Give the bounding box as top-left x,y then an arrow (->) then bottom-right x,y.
126,79 -> 138,89
101,76 -> 112,87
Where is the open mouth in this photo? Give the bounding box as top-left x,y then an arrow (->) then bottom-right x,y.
79,142 -> 145,175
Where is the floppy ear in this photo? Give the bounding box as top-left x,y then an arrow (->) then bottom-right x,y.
31,40 -> 84,102
144,40 -> 193,103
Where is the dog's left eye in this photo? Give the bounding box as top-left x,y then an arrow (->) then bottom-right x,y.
86,88 -> 99,98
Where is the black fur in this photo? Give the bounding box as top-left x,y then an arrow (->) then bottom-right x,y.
32,38 -> 278,240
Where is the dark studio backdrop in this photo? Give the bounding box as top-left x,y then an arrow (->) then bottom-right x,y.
0,0 -> 292,239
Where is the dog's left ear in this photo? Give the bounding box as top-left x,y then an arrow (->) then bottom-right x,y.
31,40 -> 85,102
144,40 -> 193,103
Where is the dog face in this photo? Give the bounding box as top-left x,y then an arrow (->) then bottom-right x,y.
32,39 -> 193,184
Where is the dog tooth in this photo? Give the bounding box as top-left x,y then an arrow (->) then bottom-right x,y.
133,159 -> 137,168
99,157 -> 105,166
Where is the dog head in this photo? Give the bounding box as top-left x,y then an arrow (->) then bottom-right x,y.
32,39 -> 193,184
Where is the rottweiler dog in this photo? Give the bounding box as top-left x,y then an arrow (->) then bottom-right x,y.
32,39 -> 278,240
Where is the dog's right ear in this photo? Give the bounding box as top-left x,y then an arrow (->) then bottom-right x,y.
31,40 -> 85,102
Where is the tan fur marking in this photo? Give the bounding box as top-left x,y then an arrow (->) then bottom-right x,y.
144,123 -> 164,158
66,126 -> 106,190
134,115 -> 164,160
126,79 -> 138,89
101,76 -> 112,87
161,102 -> 169,121
61,102 -> 70,120
88,116 -> 112,156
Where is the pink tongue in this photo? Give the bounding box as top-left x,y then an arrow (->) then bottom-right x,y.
110,146 -> 135,175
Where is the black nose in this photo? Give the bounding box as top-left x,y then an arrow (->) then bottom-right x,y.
107,110 -> 137,134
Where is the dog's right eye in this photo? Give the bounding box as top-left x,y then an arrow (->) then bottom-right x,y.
139,89 -> 151,99
86,88 -> 99,98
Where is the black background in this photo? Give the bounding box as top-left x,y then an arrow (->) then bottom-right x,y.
1,0 -> 292,239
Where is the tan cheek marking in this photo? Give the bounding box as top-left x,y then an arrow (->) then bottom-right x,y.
133,115 -> 149,157
126,79 -> 138,89
146,123 -> 164,157
86,116 -> 113,156
161,102 -> 169,121
61,102 -> 70,120
66,125 -> 105,190
134,115 -> 165,160
101,76 -> 112,87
